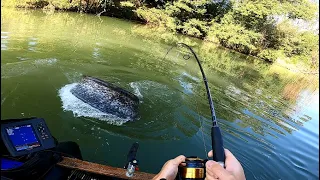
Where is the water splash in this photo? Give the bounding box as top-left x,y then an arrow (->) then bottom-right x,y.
58,83 -> 131,126
129,82 -> 143,99
128,80 -> 177,105
34,58 -> 57,65
175,72 -> 200,94
181,72 -> 200,82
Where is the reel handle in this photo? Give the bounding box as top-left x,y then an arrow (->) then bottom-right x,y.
211,126 -> 225,167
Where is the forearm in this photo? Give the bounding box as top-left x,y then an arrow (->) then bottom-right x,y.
152,173 -> 167,180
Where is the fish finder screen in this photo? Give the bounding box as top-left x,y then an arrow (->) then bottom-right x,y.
6,125 -> 41,151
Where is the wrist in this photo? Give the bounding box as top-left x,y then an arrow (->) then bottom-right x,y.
153,173 -> 166,180
153,172 -> 168,180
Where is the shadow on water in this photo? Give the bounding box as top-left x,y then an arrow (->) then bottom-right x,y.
1,8 -> 319,179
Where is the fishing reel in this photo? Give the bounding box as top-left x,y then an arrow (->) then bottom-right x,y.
177,157 -> 207,180
125,158 -> 139,177
124,142 -> 140,177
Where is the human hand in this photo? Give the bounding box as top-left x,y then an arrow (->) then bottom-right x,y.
205,149 -> 246,180
153,155 -> 186,180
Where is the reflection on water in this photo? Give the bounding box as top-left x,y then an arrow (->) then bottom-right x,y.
1,31 -> 9,50
28,37 -> 37,51
93,42 -> 102,59
1,8 -> 319,179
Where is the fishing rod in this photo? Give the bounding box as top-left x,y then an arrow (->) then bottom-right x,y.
165,43 -> 225,179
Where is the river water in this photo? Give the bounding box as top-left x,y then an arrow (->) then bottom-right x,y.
1,8 -> 319,179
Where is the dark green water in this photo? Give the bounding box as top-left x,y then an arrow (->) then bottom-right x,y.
1,8 -> 319,179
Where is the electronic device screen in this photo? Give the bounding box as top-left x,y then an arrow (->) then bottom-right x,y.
1,118 -> 56,157
6,124 -> 41,151
1,158 -> 23,170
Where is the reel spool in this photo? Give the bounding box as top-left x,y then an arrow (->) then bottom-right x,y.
178,157 -> 207,180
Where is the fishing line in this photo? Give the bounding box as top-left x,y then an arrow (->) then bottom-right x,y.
166,44 -> 209,159
164,43 -> 225,168
194,98 -> 209,159
180,49 -> 208,159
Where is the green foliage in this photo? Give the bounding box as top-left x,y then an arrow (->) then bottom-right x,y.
230,0 -> 317,30
136,8 -> 168,26
2,0 -> 79,9
136,7 -> 178,32
272,20 -> 319,65
165,0 -> 208,20
257,49 -> 282,62
49,0 -> 77,9
2,0 -> 319,69
180,18 -> 208,37
120,1 -> 135,8
208,22 -> 262,54
284,0 -> 318,20
206,0 -> 319,64
136,0 -> 319,65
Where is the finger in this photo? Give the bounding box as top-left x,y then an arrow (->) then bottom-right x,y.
205,161 -> 218,178
172,155 -> 186,165
205,172 -> 219,180
224,149 -> 236,160
208,150 -> 213,157
224,149 -> 239,165
206,160 -> 231,179
205,175 -> 218,180
208,149 -> 234,159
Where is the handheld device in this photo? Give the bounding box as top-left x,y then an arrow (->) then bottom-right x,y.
1,117 -> 56,157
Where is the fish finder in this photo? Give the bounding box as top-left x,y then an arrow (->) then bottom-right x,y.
1,118 -> 56,157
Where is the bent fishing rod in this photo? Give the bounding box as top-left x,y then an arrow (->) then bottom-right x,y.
165,43 -> 226,179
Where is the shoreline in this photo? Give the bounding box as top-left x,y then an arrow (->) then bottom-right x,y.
2,5 -> 319,75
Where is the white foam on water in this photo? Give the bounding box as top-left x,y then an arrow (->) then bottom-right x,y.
177,77 -> 194,94
29,37 -> 38,41
17,57 -> 30,61
175,72 -> 200,94
129,82 -> 143,99
28,41 -> 37,46
34,58 -> 57,65
93,47 -> 100,58
181,71 -> 200,82
58,83 -> 131,126
226,85 -> 242,95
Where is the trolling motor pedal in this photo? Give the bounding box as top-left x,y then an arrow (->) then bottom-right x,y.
124,142 -> 139,177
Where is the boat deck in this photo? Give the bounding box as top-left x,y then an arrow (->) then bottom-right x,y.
57,157 -> 156,180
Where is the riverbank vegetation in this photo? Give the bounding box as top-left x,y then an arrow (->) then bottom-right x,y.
2,0 -> 319,71
2,7 -> 318,109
